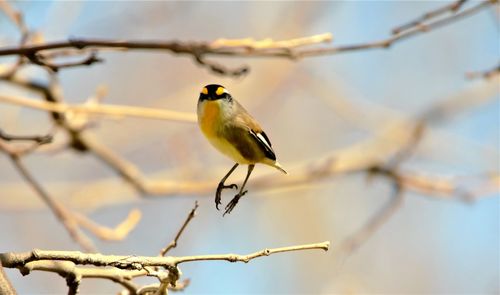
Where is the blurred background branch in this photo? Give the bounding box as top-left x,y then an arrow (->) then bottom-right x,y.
0,260 -> 15,295
0,0 -> 496,76
466,62 -> 500,79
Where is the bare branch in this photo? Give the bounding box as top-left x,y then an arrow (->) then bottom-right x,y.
8,155 -> 97,252
0,147 -> 141,250
73,209 -> 142,242
0,93 -> 197,123
419,75 -> 499,124
173,241 -> 330,264
339,185 -> 405,254
0,72 -> 64,122
0,34 -> 331,76
0,34 -> 333,59
298,0 -> 496,57
160,201 -> 199,256
0,128 -> 53,144
211,33 -> 333,50
0,127 -> 56,157
24,50 -> 104,73
466,62 -> 500,79
0,241 -> 330,269
385,122 -> 426,169
193,54 -> 249,77
0,0 -> 494,77
0,0 -> 28,36
0,261 -> 16,295
0,0 -> 30,78
20,260 -> 139,294
392,0 -> 469,34
334,117 -> 422,255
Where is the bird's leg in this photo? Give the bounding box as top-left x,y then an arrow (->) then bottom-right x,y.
224,164 -> 255,216
215,163 -> 239,210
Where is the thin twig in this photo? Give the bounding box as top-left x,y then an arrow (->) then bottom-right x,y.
160,201 -> 199,256
392,0 -> 469,34
193,54 -> 249,77
142,201 -> 198,294
25,50 -> 104,72
298,0 -> 496,57
0,128 -> 53,144
0,127 -> 56,157
173,241 -> 330,264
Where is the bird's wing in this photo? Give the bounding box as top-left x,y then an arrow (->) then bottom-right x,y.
249,129 -> 276,161
227,100 -> 277,161
223,119 -> 277,162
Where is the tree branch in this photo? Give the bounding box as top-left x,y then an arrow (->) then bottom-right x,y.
173,241 -> 330,264
20,260 -> 139,294
0,260 -> 16,295
0,0 -> 494,77
72,209 -> 142,242
0,0 -> 28,37
0,148 -> 141,250
298,0 -> 496,57
0,128 -> 53,144
0,241 -> 330,269
24,50 -> 104,73
392,0 -> 469,34
0,93 -> 197,123
8,155 -> 98,252
160,201 -> 199,256
339,185 -> 405,254
466,62 -> 500,79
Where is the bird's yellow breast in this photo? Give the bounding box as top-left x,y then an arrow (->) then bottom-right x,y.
199,100 -> 220,138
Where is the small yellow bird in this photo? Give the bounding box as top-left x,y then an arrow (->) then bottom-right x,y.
197,84 -> 287,215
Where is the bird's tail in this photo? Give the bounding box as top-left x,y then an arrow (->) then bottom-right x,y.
272,161 -> 288,174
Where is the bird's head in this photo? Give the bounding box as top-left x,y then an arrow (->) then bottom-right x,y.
199,84 -> 232,101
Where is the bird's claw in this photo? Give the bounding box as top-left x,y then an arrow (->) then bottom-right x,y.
226,183 -> 238,190
215,193 -> 222,210
215,182 -> 238,210
223,190 -> 248,216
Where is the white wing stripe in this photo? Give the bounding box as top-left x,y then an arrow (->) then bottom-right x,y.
256,132 -> 272,150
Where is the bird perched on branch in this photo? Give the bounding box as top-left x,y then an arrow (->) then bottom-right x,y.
197,84 -> 287,216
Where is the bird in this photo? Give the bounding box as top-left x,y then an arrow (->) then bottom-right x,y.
197,84 -> 287,215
